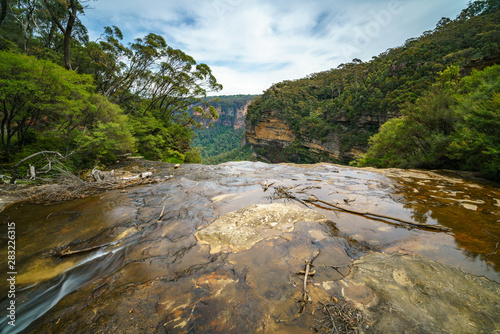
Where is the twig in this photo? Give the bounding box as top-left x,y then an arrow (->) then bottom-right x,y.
482,230 -> 499,239
318,301 -> 338,334
487,241 -> 499,256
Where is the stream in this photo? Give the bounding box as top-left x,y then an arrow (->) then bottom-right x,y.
0,161 -> 499,333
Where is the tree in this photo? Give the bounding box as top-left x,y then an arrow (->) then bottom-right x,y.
42,0 -> 90,69
0,51 -> 134,165
78,29 -> 222,161
0,51 -> 90,159
448,65 -> 500,180
355,65 -> 500,181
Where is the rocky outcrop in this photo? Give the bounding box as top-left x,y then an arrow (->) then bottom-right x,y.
245,110 -> 296,145
245,109 -> 395,163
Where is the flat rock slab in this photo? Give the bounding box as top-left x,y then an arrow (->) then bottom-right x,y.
195,203 -> 326,253
339,253 -> 500,333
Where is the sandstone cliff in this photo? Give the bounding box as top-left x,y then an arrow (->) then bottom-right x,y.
245,109 -> 397,163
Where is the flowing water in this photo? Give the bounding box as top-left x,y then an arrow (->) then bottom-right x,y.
0,161 -> 499,333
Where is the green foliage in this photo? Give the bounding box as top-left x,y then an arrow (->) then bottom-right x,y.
0,51 -> 92,159
191,95 -> 257,164
202,145 -> 255,165
193,127 -> 245,159
75,94 -> 136,165
355,65 -> 500,181
0,51 -> 135,170
448,66 -> 500,180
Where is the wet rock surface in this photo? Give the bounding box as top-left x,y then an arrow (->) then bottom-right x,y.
0,161 -> 499,333
339,253 -> 500,333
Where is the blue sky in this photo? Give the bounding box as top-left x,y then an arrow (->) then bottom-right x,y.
80,0 -> 470,95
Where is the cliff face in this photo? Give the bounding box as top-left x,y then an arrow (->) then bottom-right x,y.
245,110 -> 393,163
196,98 -> 253,129
218,100 -> 250,129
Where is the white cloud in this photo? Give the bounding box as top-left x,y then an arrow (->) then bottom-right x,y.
81,0 -> 470,95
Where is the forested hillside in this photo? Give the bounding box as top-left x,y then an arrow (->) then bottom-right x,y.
0,0 -> 221,179
246,0 -> 500,179
191,95 -> 256,164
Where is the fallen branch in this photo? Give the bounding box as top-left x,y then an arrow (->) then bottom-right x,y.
298,260 -> 313,313
11,151 -> 64,184
269,186 -> 310,208
297,252 -> 320,314
305,195 -> 451,232
157,195 -> 168,222
55,241 -> 114,258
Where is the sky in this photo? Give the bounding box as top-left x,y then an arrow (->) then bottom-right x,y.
80,0 -> 471,96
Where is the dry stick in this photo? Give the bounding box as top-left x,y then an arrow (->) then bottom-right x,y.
57,241 -> 115,257
10,151 -> 64,184
157,195 -> 168,222
298,251 -> 320,314
306,195 -> 451,232
299,260 -> 312,314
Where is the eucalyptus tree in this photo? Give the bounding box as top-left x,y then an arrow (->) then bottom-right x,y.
79,27 -> 223,161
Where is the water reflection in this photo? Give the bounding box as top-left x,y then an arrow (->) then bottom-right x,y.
384,169 -> 500,278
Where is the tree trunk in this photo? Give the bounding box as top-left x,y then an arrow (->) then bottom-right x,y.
0,0 -> 8,26
63,0 -> 77,70
43,0 -> 78,70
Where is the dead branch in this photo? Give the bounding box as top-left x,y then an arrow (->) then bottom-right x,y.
268,185 -> 450,232
306,195 -> 451,232
298,260 -> 313,313
269,186 -> 310,208
297,251 -> 320,314
157,195 -> 168,222
55,241 -> 115,258
11,151 -> 64,184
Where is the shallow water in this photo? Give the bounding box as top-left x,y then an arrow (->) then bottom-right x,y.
0,161 -> 498,333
